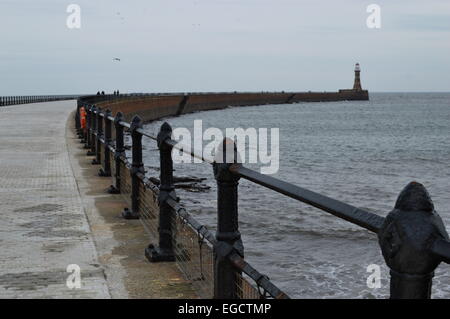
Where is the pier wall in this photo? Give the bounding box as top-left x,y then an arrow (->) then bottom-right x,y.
95,90 -> 368,122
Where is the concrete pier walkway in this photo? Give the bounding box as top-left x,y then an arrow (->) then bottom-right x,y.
0,101 -> 110,298
0,101 -> 195,298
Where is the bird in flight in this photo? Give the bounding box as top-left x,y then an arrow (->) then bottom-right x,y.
113,57 -> 121,62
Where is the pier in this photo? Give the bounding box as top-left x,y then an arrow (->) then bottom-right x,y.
1,86 -> 450,299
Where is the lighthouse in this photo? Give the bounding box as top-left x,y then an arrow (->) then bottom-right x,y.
338,63 -> 369,99
353,63 -> 362,91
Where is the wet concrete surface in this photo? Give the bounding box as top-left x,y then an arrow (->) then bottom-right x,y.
0,101 -> 109,298
66,111 -> 197,298
0,101 -> 196,298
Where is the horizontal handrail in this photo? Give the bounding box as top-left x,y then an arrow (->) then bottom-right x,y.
136,128 -> 157,141
165,139 -> 215,164
0,94 -> 80,107
230,165 -> 385,233
160,136 -> 384,232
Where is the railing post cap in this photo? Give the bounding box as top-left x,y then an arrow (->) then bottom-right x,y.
157,122 -> 173,149
394,181 -> 434,212
114,111 -> 124,124
130,115 -> 143,132
378,181 -> 449,275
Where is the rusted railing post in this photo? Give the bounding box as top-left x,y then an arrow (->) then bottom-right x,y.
99,109 -> 112,177
84,105 -> 92,150
107,112 -> 125,194
92,107 -> 103,165
146,122 -> 175,262
122,115 -> 144,219
213,138 -> 244,299
87,106 -> 96,156
80,104 -> 87,144
378,182 -> 450,299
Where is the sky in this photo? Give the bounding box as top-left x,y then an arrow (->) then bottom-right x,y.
0,0 -> 449,94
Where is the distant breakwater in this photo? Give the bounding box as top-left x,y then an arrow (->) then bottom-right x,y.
84,90 -> 369,123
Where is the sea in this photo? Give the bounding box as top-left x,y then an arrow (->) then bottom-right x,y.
136,92 -> 450,298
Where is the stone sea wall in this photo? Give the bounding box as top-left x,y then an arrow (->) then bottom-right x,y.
93,90 -> 369,122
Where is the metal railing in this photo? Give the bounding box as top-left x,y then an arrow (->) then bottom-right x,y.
76,94 -> 450,299
0,95 -> 80,107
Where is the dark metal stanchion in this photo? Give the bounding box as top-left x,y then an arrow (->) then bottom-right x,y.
92,107 -> 103,165
213,138 -> 243,299
99,109 -> 112,177
122,115 -> 144,219
75,101 -> 82,138
107,112 -> 125,194
87,106 -> 97,156
378,182 -> 450,299
145,122 -> 175,262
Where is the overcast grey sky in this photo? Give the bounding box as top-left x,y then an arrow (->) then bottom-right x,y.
0,0 -> 449,94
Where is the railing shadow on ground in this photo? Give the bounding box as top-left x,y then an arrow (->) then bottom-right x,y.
76,94 -> 450,299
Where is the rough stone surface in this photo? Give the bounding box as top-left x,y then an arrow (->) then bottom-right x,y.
0,101 -> 110,298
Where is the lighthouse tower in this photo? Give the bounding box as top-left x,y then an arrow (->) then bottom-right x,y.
353,63 -> 362,91
338,62 -> 368,99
